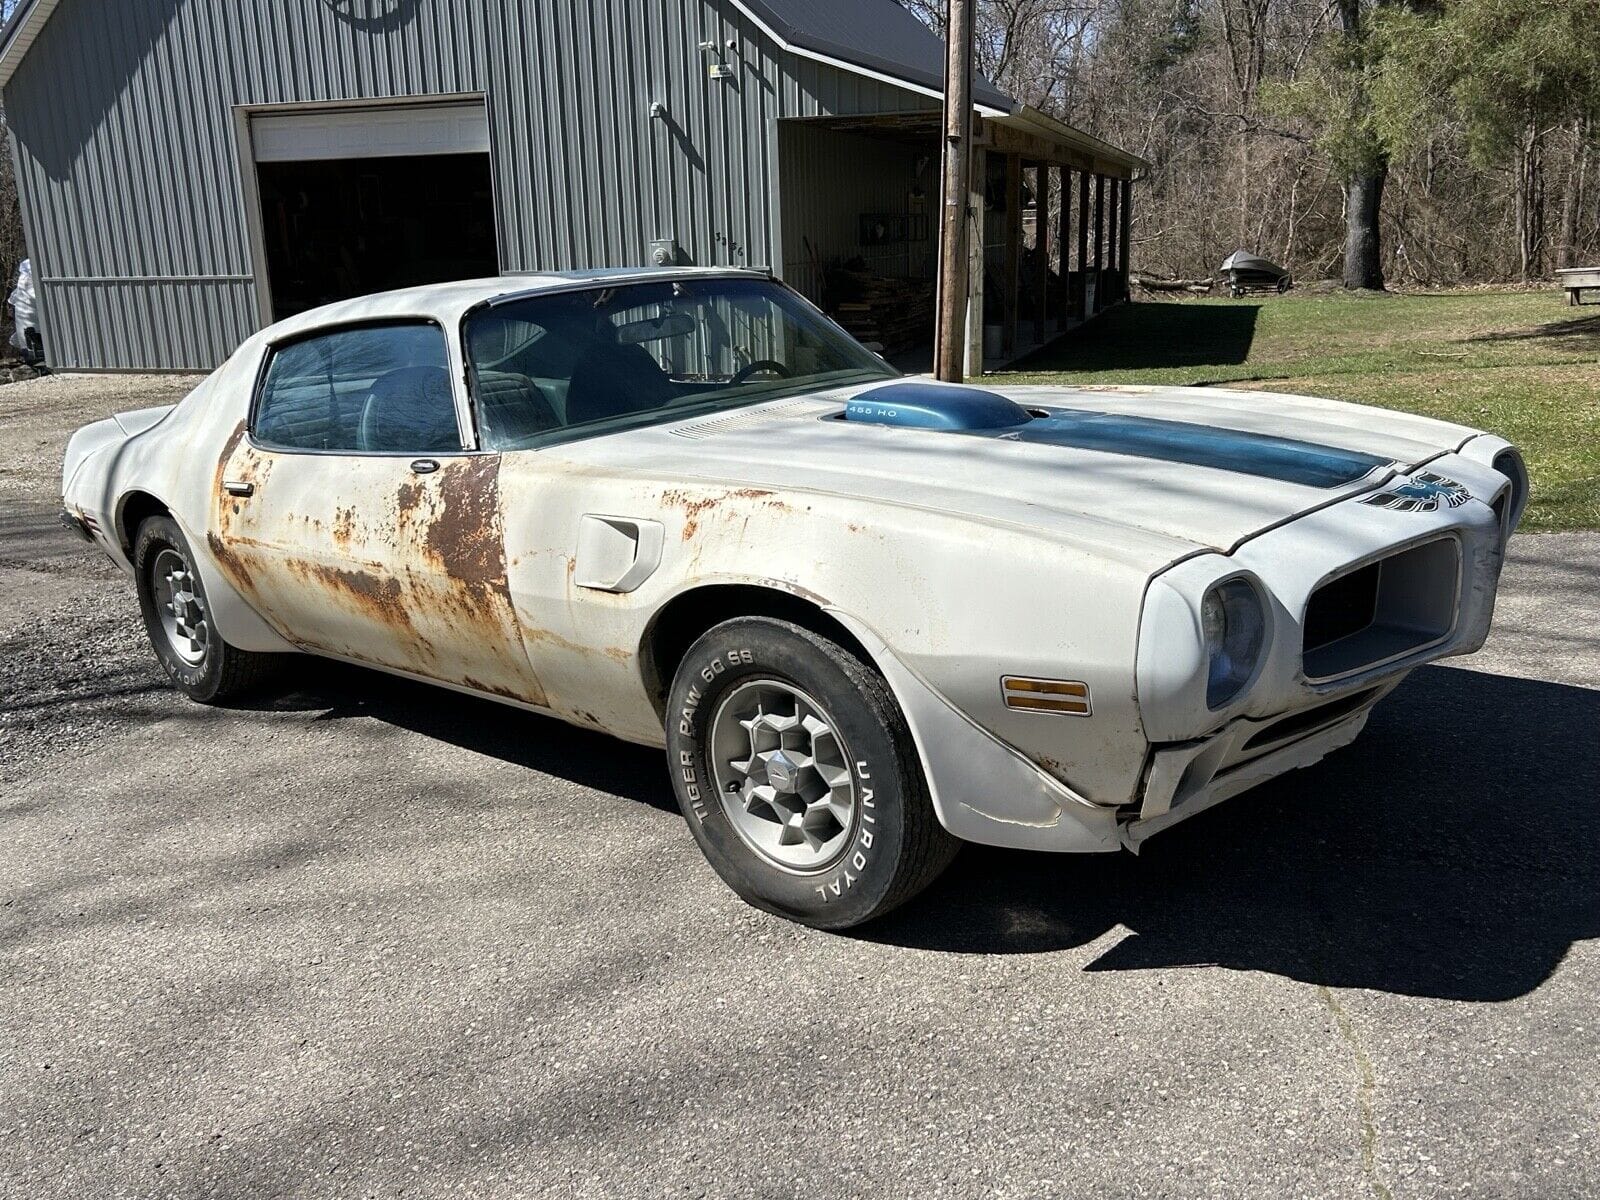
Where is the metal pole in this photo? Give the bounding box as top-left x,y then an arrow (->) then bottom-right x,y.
934,0 -> 975,382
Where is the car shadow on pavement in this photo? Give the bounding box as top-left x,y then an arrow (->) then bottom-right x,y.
247,659 -> 678,814
864,666 -> 1600,1002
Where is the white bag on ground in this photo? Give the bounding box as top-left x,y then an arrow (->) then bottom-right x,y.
9,258 -> 40,359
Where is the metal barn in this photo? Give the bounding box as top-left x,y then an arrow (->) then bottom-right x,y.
0,0 -> 1141,373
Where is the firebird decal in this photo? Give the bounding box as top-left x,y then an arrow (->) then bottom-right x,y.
1361,472 -> 1471,512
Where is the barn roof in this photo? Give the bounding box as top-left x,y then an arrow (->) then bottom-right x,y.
0,0 -> 1015,112
733,0 -> 1015,113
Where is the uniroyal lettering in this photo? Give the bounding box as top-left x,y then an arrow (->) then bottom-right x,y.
815,759 -> 878,902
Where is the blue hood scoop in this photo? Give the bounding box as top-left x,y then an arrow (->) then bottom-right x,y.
841,383 -> 1391,489
844,382 -> 1032,431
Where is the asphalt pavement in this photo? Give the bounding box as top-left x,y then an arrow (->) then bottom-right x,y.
1,373 -> 1596,1199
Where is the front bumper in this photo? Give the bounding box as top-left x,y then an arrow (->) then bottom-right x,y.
1122,677 -> 1401,847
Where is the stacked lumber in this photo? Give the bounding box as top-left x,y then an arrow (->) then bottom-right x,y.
827,269 -> 935,353
1136,275 -> 1215,294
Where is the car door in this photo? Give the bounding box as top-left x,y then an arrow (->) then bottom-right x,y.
211,319 -> 546,706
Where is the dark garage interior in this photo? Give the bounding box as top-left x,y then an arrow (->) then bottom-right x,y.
256,152 -> 499,320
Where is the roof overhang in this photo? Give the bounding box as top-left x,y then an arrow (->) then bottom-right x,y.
729,0 -> 1015,118
0,0 -> 51,89
783,106 -> 1146,181
995,107 -> 1148,177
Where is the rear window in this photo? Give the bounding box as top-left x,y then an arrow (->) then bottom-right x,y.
253,322 -> 460,454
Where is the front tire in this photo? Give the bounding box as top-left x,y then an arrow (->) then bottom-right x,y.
666,617 -> 958,929
133,515 -> 277,703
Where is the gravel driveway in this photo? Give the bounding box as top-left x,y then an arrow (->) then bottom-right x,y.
2,373 -> 1596,1198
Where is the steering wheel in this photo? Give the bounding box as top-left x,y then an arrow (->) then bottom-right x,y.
730,359 -> 792,385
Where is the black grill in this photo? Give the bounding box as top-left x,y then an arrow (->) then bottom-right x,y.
1303,561 -> 1379,654
1301,538 -> 1460,680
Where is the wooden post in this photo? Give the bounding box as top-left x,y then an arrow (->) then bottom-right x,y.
1105,181 -> 1119,303
1093,174 -> 1106,312
1057,165 -> 1071,324
1120,177 -> 1133,297
1107,183 -> 1120,305
1003,153 -> 1021,355
933,0 -> 976,382
1076,169 -> 1090,318
965,146 -> 987,376
1034,163 -> 1048,345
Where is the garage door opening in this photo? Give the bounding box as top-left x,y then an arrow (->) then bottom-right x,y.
250,102 -> 499,321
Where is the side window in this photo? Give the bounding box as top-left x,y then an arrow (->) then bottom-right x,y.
253,322 -> 461,453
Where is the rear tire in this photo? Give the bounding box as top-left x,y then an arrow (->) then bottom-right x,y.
133,515 -> 277,703
666,617 -> 958,929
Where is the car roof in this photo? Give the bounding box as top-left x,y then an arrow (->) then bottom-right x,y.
263,267 -> 775,343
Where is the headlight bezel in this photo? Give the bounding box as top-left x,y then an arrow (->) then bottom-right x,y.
1201,575 -> 1269,710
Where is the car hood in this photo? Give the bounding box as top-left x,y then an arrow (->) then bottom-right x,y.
566,381 -> 1482,567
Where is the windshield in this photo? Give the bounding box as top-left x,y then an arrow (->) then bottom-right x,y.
462,276 -> 898,449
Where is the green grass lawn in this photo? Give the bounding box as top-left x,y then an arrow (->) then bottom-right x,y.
1000,290 -> 1600,531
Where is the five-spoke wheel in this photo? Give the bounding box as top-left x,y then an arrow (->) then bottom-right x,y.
150,547 -> 210,666
667,616 -> 959,928
134,514 -> 277,703
711,680 -> 857,873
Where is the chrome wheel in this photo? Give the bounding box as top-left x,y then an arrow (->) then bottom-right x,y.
710,679 -> 858,873
150,547 -> 209,666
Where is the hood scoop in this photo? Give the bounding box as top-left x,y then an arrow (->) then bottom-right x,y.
843,382 -> 1032,431
842,383 -> 1392,489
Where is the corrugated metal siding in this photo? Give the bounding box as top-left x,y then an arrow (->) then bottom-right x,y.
2,0 -> 937,371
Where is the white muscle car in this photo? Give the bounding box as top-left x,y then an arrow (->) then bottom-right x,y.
61,268 -> 1527,928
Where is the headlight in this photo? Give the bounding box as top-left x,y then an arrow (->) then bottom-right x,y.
1202,578 -> 1266,708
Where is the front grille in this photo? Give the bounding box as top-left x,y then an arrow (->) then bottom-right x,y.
1302,538 -> 1460,680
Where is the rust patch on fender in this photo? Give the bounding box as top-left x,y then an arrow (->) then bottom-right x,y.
206,530 -> 254,592
215,421 -> 246,497
666,486 -> 792,540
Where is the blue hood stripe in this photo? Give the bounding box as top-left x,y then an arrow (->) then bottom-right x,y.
997,410 -> 1391,489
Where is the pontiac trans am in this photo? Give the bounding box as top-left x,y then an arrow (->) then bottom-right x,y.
61,268 -> 1528,928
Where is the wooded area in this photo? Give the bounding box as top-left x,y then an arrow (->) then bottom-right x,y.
907,0 -> 1600,287
0,0 -> 24,307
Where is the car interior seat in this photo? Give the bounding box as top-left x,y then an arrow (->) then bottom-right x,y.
358,366 -> 461,453
564,340 -> 675,427
474,370 -> 561,445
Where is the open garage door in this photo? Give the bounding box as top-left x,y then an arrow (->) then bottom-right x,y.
251,102 -> 499,320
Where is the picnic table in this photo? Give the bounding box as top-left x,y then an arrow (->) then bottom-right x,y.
1556,267 -> 1600,305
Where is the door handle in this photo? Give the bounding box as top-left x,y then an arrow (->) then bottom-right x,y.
222,480 -> 255,497
410,459 -> 441,475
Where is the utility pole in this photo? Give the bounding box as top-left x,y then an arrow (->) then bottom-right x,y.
933,0 -> 975,382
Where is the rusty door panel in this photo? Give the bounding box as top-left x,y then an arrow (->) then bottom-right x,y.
211,433 -> 546,705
